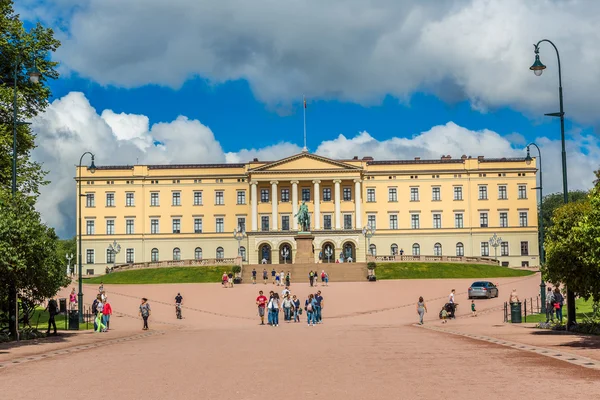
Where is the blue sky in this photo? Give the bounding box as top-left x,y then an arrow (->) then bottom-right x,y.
17,0 -> 600,237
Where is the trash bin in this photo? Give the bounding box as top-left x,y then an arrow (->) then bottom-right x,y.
68,310 -> 80,330
510,302 -> 522,323
59,298 -> 67,314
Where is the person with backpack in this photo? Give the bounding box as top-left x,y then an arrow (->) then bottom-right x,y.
292,295 -> 301,323
45,297 -> 59,335
554,288 -> 564,323
309,271 -> 314,287
545,286 -> 555,323
91,294 -> 101,331
305,294 -> 317,326
139,298 -> 151,330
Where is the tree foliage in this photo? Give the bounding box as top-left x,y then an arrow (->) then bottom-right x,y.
540,190 -> 589,231
0,0 -> 60,197
0,190 -> 69,311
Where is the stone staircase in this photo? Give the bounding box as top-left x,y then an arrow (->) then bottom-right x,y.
241,262 -> 368,283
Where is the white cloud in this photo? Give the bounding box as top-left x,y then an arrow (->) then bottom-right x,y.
31,92 -> 600,238
19,0 -> 600,125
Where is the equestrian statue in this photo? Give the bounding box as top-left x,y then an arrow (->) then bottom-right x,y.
295,201 -> 310,232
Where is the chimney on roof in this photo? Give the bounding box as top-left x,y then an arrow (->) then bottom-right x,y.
253,158 -> 259,162
414,157 -> 420,160
461,155 -> 467,160
441,155 -> 452,161
477,156 -> 484,161
353,156 -> 358,160
362,156 -> 374,161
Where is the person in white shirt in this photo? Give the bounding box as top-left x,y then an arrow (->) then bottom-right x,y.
448,289 -> 456,319
281,286 -> 290,297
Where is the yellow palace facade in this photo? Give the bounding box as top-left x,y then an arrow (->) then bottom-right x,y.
76,151 -> 539,275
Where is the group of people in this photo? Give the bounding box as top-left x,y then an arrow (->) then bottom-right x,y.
256,287 -> 324,326
545,286 -> 565,323
222,272 -> 235,288
417,289 -> 479,325
255,269 -> 292,286
309,270 -> 328,287
91,284 -> 113,333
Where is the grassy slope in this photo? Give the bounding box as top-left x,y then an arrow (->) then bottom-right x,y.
26,306 -> 92,331
85,266 -> 234,284
522,298 -> 595,323
376,263 -> 535,280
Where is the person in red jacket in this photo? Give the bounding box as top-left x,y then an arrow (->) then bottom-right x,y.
102,297 -> 113,330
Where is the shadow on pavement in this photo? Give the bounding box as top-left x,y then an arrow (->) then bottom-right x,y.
0,331 -> 84,352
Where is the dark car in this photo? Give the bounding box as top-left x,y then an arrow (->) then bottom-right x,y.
468,281 -> 499,299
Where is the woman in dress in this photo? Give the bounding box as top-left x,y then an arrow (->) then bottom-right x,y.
416,296 -> 427,325
69,288 -> 77,310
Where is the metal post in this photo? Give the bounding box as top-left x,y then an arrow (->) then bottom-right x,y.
78,152 -> 95,323
527,143 -> 546,314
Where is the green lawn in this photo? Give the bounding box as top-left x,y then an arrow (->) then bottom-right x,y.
522,298 -> 595,323
375,263 -> 535,280
24,306 -> 93,331
85,266 -> 235,284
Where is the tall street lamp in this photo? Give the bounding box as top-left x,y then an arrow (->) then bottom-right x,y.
233,228 -> 246,260
530,39 -> 574,327
108,240 -> 121,273
362,225 -> 375,260
66,253 -> 73,276
7,51 -> 42,340
525,143 -> 546,313
489,233 -> 502,262
78,152 -> 96,323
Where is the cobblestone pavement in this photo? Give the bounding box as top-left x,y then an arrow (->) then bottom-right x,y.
1,274 -> 599,400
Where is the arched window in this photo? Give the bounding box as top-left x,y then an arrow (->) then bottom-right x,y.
456,242 -> 464,256
369,244 -> 377,256
412,243 -> 420,256
151,248 -> 159,262
173,247 -> 181,261
391,243 -> 398,256
216,247 -> 224,259
195,247 -> 202,260
434,243 -> 442,256
240,246 -> 246,262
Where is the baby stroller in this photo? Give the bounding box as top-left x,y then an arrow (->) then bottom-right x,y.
439,303 -> 457,319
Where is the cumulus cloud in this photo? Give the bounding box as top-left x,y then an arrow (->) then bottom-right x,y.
17,0 -> 600,125
31,92 -> 599,238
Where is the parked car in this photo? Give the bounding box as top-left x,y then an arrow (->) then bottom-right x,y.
468,281 -> 499,299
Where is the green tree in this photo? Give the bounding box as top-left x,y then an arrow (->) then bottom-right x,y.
0,0 -> 60,197
540,191 -> 589,232
0,190 -> 69,330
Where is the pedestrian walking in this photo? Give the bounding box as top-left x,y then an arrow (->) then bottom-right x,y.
268,293 -> 280,327
69,288 -> 77,311
314,290 -> 324,324
256,290 -> 267,325
275,272 -> 281,286
448,289 -> 456,319
309,271 -> 314,287
222,272 -> 228,288
271,268 -> 277,284
279,270 -> 285,287
554,287 -> 564,323
324,272 -> 329,286
45,297 -> 59,335
545,286 -> 555,323
139,298 -> 151,330
263,268 -> 268,284
267,291 -> 274,325
285,271 -> 291,287
292,295 -> 301,322
252,268 -> 257,284
470,300 -> 476,317
282,294 -> 293,322
103,297 -> 113,330
416,296 -> 427,324
98,282 -> 104,293
95,308 -> 106,332
228,272 -> 234,288
305,294 -> 317,326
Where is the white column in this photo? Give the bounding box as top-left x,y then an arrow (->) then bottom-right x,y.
291,181 -> 299,230
354,179 -> 362,228
251,181 -> 258,231
271,181 -> 278,230
313,180 -> 321,229
334,179 -> 341,229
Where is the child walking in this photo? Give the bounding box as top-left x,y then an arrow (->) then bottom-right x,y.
471,300 -> 477,317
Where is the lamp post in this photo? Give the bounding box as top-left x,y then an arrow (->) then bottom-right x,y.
7,51 -> 42,340
78,152 -> 96,323
281,246 -> 290,264
66,253 -> 73,276
362,225 -> 375,260
489,233 -> 502,262
530,39 -> 574,327
233,228 -> 246,260
325,245 -> 333,263
107,240 -> 121,273
525,143 -> 546,313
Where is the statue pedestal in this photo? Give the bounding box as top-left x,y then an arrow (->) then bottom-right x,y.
294,233 -> 314,264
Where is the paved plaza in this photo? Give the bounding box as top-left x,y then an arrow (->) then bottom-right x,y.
2,274 -> 600,399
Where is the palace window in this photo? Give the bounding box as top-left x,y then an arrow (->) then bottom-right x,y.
323,215 -> 332,230
433,213 -> 441,229
366,188 -> 376,202
520,241 -> 529,256
391,244 -> 398,255
412,243 -> 420,256
281,216 -> 289,231
389,214 -> 398,230
261,216 -> 269,232
195,247 -> 202,260
216,247 -> 224,259
237,190 -> 246,205
410,187 -> 419,201
172,219 -> 181,234
106,249 -> 115,264
344,214 -> 353,229
126,192 -> 135,206
194,191 -> 203,206
86,220 -> 95,235
388,188 -> 397,202
369,244 -> 377,256
215,191 -> 224,205
86,249 -> 95,264
173,248 -> 181,261
454,213 -> 464,228
151,248 -> 159,262
237,217 -> 246,232
499,212 -> 508,227
322,188 -> 331,202
456,242 -> 464,256
216,217 -> 224,233
194,218 -> 202,233
519,212 -> 528,227
433,243 -> 442,256
172,192 -> 181,206
343,187 -> 352,201
481,242 -> 490,257
150,192 -> 159,206
454,186 -> 463,200
479,185 -> 488,200
126,219 -> 134,234
106,219 -> 115,235
302,188 -> 311,202
126,248 -> 134,264
367,215 -> 376,229
86,193 -> 95,207
261,189 -> 270,203
498,185 -> 508,200
432,187 -> 441,201
501,241 -> 509,256
281,189 -> 290,202
106,193 -> 115,207
411,214 -> 420,229
480,212 -> 488,228
151,219 -> 159,234
240,246 -> 246,262
518,185 -> 527,199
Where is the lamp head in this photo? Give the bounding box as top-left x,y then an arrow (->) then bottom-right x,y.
28,64 -> 42,84
88,155 -> 96,173
525,146 -> 532,165
530,51 -> 546,76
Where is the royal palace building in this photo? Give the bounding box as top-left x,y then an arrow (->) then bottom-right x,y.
76,151 -> 540,275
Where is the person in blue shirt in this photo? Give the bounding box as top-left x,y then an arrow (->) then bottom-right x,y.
251,268 -> 257,284
305,294 -> 317,326
314,291 -> 324,324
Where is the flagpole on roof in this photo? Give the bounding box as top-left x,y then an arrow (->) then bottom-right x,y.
302,95 -> 308,152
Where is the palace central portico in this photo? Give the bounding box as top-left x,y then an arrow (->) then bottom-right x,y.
76,150 -> 539,274
247,151 -> 365,264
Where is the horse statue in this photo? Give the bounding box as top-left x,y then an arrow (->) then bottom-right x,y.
295,201 -> 310,232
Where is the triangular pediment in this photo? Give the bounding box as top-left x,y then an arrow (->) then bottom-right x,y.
250,152 -> 362,172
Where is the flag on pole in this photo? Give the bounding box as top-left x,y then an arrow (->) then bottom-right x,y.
304,98 -> 307,109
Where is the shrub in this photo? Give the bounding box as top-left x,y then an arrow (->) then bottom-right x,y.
232,265 -> 242,274
367,262 -> 377,270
